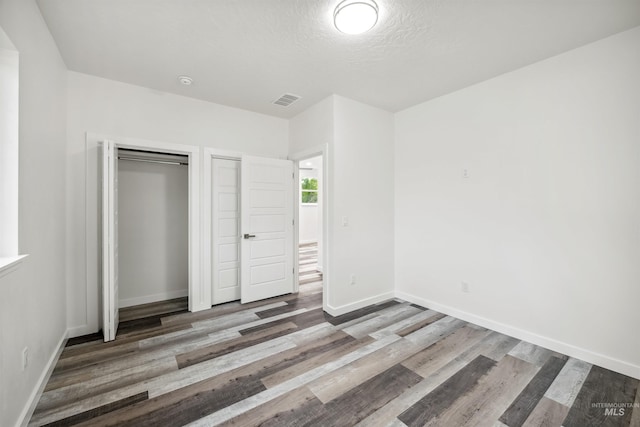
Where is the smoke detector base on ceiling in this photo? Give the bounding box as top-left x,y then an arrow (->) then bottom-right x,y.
273,93 -> 301,107
178,75 -> 193,85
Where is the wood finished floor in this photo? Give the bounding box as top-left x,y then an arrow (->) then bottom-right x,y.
31,282 -> 640,427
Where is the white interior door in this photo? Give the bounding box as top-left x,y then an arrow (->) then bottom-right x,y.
101,140 -> 119,341
241,155 -> 294,303
212,158 -> 241,304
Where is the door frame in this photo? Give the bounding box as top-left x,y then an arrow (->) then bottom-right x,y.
101,140 -> 118,341
94,134 -> 204,326
289,144 -> 330,314
203,148 -> 243,307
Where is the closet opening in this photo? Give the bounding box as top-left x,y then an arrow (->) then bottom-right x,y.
115,148 -> 190,334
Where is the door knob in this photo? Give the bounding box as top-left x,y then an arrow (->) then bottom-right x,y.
243,234 -> 256,239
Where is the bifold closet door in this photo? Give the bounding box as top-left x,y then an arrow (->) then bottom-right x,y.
211,158 -> 241,304
240,155 -> 294,304
101,140 -> 119,342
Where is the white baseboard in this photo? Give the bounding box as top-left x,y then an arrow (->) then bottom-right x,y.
18,329 -> 68,427
395,290 -> 640,380
119,289 -> 188,308
325,291 -> 395,317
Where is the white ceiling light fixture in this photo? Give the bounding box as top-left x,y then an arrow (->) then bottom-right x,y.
178,75 -> 193,86
334,0 -> 379,35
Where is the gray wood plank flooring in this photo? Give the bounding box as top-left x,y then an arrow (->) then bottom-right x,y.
30,283 -> 639,426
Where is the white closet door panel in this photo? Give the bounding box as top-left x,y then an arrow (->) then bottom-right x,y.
218,192 -> 238,212
250,214 -> 285,233
212,158 -> 241,305
219,268 -> 239,289
249,189 -> 285,208
250,239 -> 285,259
219,166 -> 239,186
250,263 -> 286,285
219,218 -> 238,237
101,140 -> 119,342
219,243 -> 239,263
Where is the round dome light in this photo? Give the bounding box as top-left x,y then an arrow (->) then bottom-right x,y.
334,0 -> 379,35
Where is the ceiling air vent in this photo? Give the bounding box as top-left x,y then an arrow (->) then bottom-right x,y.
273,93 -> 301,107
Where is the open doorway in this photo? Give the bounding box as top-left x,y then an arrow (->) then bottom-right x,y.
297,155 -> 324,295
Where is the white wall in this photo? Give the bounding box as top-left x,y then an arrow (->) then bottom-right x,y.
299,168 -> 319,244
395,27 -> 640,378
118,159 -> 188,307
0,1 -> 68,425
332,96 -> 395,312
290,95 -> 395,315
66,71 -> 289,335
289,96 -> 334,155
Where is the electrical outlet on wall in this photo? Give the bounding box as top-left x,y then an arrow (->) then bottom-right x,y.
461,282 -> 470,293
350,274 -> 356,285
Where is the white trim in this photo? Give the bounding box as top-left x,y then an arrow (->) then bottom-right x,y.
0,38 -> 19,257
290,146 -> 327,161
325,291 -> 395,317
290,144 -> 329,314
395,290 -> 640,380
119,289 -> 189,308
293,165 -> 300,292
0,254 -> 28,278
203,147 -> 244,160
17,329 -> 67,427
101,139 -> 117,342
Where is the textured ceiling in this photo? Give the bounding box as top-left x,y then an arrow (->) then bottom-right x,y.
37,0 -> 640,118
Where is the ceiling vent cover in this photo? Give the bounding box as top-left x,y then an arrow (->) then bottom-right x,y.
273,93 -> 301,107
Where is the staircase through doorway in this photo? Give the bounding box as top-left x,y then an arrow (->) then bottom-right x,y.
299,242 -> 323,285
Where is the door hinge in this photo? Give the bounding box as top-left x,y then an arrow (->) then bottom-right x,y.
292,268 -> 295,275
292,219 -> 294,226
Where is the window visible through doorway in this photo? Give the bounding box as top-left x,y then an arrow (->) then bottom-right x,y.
301,177 -> 318,204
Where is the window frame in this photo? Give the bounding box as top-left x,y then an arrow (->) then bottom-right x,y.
300,176 -> 319,205
0,26 -> 23,273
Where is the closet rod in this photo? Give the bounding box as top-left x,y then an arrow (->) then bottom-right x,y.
118,156 -> 188,166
